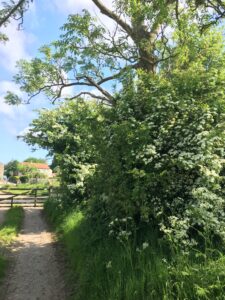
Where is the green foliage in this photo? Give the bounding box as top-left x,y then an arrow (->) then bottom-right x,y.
14,4 -> 225,296
23,157 -> 47,163
24,100 -> 98,208
8,175 -> 20,184
19,174 -> 29,183
0,0 -> 32,40
4,160 -> 19,178
4,1 -> 225,298
25,28 -> 225,248
4,91 -> 22,105
44,199 -> 225,300
5,1 -> 225,104
4,159 -> 48,183
89,63 -> 225,246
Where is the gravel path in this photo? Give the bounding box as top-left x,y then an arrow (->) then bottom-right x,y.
1,207 -> 66,300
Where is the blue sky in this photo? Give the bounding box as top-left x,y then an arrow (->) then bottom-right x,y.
0,0 -> 112,164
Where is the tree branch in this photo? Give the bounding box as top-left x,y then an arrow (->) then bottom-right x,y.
92,0 -> 134,37
69,91 -> 112,105
84,76 -> 114,103
0,0 -> 28,27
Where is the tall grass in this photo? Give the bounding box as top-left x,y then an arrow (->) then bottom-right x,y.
44,199 -> 225,300
0,207 -> 24,281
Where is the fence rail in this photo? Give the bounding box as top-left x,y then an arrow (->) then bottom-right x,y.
0,187 -> 53,207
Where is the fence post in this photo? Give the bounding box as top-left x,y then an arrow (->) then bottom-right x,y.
34,189 -> 37,207
11,196 -> 14,208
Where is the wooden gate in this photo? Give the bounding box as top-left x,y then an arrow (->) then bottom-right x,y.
0,187 -> 52,207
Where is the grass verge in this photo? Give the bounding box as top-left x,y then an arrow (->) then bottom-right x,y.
0,207 -> 24,281
44,199 -> 225,300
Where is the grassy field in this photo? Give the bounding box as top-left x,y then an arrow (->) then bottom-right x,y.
0,207 -> 24,281
44,199 -> 225,300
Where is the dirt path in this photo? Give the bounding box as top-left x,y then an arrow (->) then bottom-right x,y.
1,207 -> 67,300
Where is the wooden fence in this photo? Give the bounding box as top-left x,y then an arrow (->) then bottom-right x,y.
0,187 -> 54,207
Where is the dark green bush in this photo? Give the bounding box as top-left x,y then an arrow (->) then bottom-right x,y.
20,175 -> 29,183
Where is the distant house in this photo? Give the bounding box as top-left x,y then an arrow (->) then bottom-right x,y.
20,162 -> 53,178
0,162 -> 4,181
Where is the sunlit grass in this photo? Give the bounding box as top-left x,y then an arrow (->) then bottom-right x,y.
0,207 -> 24,245
44,199 -> 225,300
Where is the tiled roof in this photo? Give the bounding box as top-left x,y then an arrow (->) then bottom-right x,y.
20,162 -> 50,170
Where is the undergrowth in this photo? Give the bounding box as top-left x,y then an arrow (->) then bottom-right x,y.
0,206 -> 24,281
44,199 -> 225,300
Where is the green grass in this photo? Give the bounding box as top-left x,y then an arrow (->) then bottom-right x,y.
0,207 -> 24,245
0,207 -> 24,281
44,199 -> 225,300
1,183 -> 47,189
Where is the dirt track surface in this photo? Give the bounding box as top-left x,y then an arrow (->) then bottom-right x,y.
0,207 -> 66,300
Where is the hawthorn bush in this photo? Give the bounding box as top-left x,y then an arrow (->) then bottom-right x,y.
24,29 -> 225,248
88,69 -> 225,247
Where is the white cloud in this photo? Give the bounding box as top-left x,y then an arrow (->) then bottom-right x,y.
60,86 -> 75,98
0,81 -> 35,135
50,0 -> 112,14
0,22 -> 35,72
0,99 -> 14,118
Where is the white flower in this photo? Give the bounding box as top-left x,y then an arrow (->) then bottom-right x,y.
142,242 -> 149,250
106,261 -> 112,269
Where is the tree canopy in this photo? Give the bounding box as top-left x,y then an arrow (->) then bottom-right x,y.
5,0 -> 225,105
5,0 -> 225,248
4,160 -> 19,178
5,2 -> 225,298
23,25 -> 225,245
23,157 -> 47,163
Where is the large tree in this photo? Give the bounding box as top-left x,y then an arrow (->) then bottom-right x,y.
11,1 -> 225,246
5,0 -> 225,105
23,28 -> 225,243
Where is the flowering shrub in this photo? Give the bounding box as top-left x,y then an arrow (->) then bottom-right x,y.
88,65 -> 225,246
24,101 -> 98,208
24,29 -> 225,248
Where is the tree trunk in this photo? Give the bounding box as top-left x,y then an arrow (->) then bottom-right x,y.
133,24 -> 158,73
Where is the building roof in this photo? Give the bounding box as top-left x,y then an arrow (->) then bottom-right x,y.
20,162 -> 50,170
